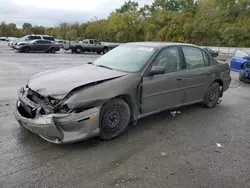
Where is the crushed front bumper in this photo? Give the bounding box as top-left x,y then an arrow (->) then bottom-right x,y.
14,89 -> 101,144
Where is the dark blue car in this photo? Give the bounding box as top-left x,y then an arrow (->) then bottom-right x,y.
230,49 -> 250,82
230,49 -> 250,72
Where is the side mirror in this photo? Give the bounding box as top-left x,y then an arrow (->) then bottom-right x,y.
149,66 -> 165,75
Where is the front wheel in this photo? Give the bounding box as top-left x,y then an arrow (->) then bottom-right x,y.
202,82 -> 220,108
23,47 -> 30,53
100,98 -> 130,140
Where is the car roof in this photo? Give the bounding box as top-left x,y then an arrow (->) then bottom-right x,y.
126,42 -> 198,48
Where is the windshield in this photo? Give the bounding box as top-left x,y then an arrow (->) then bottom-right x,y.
93,45 -> 156,72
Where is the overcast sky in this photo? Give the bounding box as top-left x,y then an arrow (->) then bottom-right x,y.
0,0 -> 153,27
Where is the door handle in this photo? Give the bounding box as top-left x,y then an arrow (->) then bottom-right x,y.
176,77 -> 183,80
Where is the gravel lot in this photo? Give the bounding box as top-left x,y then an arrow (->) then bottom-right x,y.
0,41 -> 250,188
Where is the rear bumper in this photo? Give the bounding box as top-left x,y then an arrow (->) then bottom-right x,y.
14,88 -> 101,144
222,76 -> 231,92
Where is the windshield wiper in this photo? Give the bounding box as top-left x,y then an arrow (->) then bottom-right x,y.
96,65 -> 113,70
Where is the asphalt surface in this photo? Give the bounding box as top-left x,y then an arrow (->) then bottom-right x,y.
0,42 -> 250,188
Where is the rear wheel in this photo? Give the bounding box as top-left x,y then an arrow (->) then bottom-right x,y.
75,47 -> 82,54
50,47 -> 56,53
202,82 -> 220,108
23,47 -> 30,53
100,98 -> 130,140
103,47 -> 109,54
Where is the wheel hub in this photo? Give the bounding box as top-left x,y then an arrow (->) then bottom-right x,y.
209,90 -> 216,101
103,109 -> 122,132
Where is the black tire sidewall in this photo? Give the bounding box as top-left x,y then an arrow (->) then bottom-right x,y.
50,48 -> 56,53
100,98 -> 130,140
203,82 -> 220,108
23,47 -> 29,53
76,47 -> 82,54
103,48 -> 108,54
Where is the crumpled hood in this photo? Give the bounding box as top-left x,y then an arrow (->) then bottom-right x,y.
28,64 -> 127,99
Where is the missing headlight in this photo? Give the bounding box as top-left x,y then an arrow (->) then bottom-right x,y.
54,104 -> 71,114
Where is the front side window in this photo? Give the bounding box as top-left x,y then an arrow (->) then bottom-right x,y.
89,40 -> 94,44
153,46 -> 181,73
29,36 -> 42,40
94,40 -> 100,44
182,46 -> 205,69
34,40 -> 43,44
94,45 -> 156,72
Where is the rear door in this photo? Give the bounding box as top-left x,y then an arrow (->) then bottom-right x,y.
141,46 -> 186,114
180,46 -> 214,105
42,40 -> 52,51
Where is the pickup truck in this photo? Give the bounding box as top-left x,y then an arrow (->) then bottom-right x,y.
64,39 -> 112,54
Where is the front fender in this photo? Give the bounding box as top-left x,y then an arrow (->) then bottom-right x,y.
64,73 -> 142,111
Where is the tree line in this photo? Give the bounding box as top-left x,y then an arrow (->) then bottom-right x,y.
0,0 -> 249,47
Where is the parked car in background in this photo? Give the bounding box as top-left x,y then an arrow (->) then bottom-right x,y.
6,37 -> 17,42
64,39 -> 110,54
0,37 -> 7,41
230,49 -> 250,72
8,35 -> 55,48
14,42 -> 231,144
55,39 -> 67,48
14,39 -> 60,53
203,47 -> 219,57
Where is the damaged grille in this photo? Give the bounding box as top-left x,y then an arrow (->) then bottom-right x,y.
18,87 -> 59,118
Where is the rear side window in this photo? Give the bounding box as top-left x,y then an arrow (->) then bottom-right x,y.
43,40 -> 51,44
182,46 -> 205,69
43,36 -> 55,41
89,40 -> 94,44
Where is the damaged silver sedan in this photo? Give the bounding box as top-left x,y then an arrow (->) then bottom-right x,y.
14,42 -> 231,144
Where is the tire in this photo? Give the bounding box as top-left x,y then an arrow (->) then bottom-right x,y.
103,47 -> 109,54
202,82 -> 220,108
75,47 -> 82,54
50,47 -> 56,53
100,98 -> 130,140
23,47 -> 30,53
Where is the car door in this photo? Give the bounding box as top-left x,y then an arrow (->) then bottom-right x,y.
141,46 -> 186,114
230,49 -> 250,72
180,46 -> 214,105
33,40 -> 45,51
42,40 -> 52,51
92,40 -> 102,52
89,39 -> 95,51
